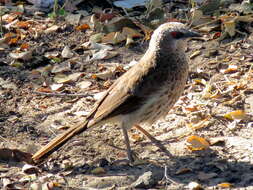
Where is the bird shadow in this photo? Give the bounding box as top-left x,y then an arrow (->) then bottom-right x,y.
66,147 -> 253,189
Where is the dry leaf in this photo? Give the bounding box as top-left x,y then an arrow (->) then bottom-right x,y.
20,43 -> 29,50
89,49 -> 118,61
45,25 -> 59,34
223,19 -> 236,37
224,110 -> 246,120
50,83 -> 64,91
193,78 -> 207,85
198,172 -> 217,180
75,23 -> 90,31
91,167 -> 106,175
190,50 -> 201,59
36,87 -> 52,93
187,117 -> 210,130
186,135 -> 210,151
208,137 -> 225,146
202,84 -> 220,99
76,80 -> 92,89
184,105 -> 199,112
218,182 -> 233,188
61,45 -> 74,58
122,27 -> 143,38
9,50 -> 33,61
221,65 -> 238,74
175,167 -> 192,175
16,21 -> 30,29
102,31 -> 126,44
190,8 -> 203,25
54,73 -> 83,84
131,134 -> 143,142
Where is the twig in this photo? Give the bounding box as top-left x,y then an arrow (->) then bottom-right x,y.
33,91 -> 93,98
192,19 -> 219,30
0,135 -> 8,143
163,165 -> 178,184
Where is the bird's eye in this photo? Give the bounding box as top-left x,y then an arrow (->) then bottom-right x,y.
170,31 -> 184,39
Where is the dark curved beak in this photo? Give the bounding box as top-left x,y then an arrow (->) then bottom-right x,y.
185,30 -> 202,38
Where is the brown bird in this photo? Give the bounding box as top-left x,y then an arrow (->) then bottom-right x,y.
32,22 -> 200,163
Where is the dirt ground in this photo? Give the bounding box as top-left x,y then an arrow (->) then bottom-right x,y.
1,12 -> 253,190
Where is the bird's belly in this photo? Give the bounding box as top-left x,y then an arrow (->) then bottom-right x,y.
137,76 -> 187,125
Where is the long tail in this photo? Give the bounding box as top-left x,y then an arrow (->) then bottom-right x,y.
32,120 -> 89,163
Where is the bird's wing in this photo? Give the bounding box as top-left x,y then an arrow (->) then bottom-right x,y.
87,59 -> 154,124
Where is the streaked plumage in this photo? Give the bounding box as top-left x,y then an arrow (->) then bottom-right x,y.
32,22 -> 200,162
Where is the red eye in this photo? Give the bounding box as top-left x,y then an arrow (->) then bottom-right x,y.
170,31 -> 184,39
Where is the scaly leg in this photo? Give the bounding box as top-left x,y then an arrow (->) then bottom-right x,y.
134,125 -> 173,158
122,126 -> 134,163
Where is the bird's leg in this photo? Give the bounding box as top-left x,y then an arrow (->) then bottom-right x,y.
122,126 -> 134,163
134,125 -> 173,158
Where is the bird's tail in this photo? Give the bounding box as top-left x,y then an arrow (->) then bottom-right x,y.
32,120 -> 89,163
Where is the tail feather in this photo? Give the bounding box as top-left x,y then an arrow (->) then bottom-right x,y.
32,120 -> 89,162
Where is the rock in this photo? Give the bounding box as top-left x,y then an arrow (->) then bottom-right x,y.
131,171 -> 156,188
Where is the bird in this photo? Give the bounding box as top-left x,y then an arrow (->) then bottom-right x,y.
32,22 -> 201,163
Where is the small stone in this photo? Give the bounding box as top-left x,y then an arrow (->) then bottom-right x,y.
188,181 -> 203,190
131,171 -> 155,188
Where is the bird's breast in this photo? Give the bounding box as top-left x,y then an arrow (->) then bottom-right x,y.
135,52 -> 189,125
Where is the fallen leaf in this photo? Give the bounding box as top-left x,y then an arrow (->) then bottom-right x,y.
89,41 -> 113,51
54,73 -> 83,83
190,8 -> 203,26
102,31 -> 126,44
198,172 -> 217,180
94,70 -> 114,80
224,110 -> 246,120
223,19 -> 236,37
20,43 -> 29,50
187,117 -> 210,130
131,134 -> 143,142
9,50 -> 33,61
220,65 -> 238,74
218,182 -> 233,188
89,33 -> 104,43
202,84 -> 220,99
61,45 -> 74,58
193,78 -> 207,85
175,167 -> 192,175
184,105 -> 199,112
76,80 -> 92,89
36,87 -> 52,93
45,25 -> 59,34
50,83 -> 64,91
89,49 -> 118,61
51,62 -> 71,73
122,27 -> 143,38
16,21 -> 30,29
75,23 -> 90,31
190,50 -> 201,59
91,167 -> 106,175
209,137 -> 225,146
186,135 -> 210,151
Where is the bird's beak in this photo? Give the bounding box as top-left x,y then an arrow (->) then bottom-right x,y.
185,30 -> 201,38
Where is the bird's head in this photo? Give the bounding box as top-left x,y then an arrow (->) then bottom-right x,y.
149,22 -> 201,51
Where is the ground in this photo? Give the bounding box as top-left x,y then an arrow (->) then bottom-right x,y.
0,13 -> 253,190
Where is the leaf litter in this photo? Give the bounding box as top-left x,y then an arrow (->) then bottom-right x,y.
0,0 -> 253,189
